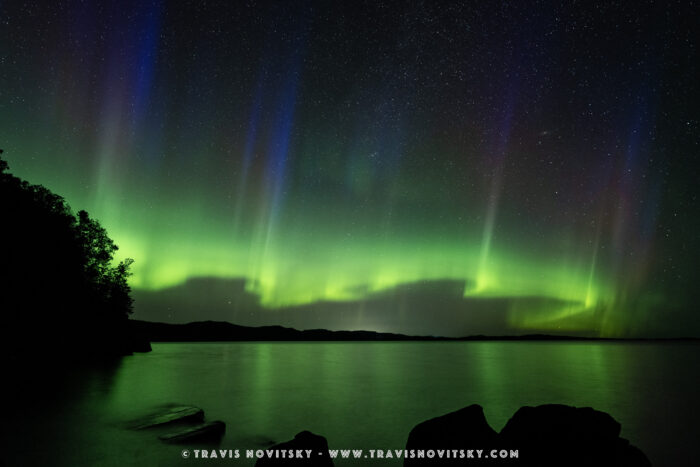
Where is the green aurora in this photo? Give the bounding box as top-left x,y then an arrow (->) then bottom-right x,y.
1,1 -> 697,337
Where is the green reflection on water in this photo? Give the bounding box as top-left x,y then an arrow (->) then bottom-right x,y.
8,342 -> 699,467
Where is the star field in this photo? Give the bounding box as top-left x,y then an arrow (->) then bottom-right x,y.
1,0 -> 698,336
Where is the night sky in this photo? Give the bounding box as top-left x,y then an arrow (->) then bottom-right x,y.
1,1 -> 698,337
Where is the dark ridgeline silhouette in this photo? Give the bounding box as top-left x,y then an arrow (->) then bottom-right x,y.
0,154 -> 144,366
130,319 -> 699,343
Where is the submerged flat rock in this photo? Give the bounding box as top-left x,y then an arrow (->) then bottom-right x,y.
131,406 -> 205,430
159,421 -> 226,444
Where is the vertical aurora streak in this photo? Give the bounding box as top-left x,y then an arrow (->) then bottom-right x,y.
1,0 -> 698,337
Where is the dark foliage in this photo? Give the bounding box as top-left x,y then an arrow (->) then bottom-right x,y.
1,155 -> 135,360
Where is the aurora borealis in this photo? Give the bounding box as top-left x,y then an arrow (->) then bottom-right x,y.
1,1 -> 698,337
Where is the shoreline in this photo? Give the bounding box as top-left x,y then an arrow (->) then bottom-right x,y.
132,320 -> 700,343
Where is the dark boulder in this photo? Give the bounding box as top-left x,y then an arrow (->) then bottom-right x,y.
255,430 -> 334,466
405,405 -> 499,465
500,404 -> 650,467
403,404 -> 651,466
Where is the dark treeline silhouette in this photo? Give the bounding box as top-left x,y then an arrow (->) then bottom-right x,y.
1,154 -> 143,364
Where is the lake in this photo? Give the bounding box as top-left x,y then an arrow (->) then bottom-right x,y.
7,342 -> 699,466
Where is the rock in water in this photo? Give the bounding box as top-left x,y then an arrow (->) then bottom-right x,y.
255,431 -> 334,466
404,404 -> 499,465
159,421 -> 226,444
500,404 -> 651,467
130,406 -> 204,429
403,404 -> 651,466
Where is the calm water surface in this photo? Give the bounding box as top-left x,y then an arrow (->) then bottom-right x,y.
8,342 -> 699,466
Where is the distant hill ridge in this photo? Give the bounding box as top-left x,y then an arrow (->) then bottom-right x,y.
130,320 -> 700,342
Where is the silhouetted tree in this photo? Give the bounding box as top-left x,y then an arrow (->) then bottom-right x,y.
1,155 -> 135,361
